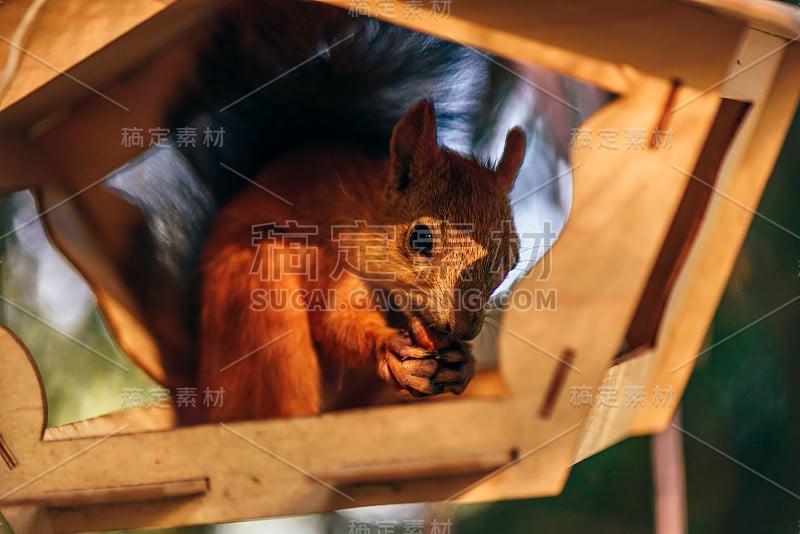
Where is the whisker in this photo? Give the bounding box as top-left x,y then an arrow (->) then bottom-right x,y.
517,245 -> 552,253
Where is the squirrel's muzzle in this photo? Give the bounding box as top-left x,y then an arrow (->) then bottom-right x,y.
436,308 -> 484,341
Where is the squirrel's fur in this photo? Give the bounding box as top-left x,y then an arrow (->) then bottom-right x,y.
191,101 -> 524,422
152,0 -> 526,421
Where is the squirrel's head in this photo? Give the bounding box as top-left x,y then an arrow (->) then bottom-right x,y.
373,99 -> 526,341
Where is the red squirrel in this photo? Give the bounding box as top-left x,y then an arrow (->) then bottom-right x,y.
109,0 -> 530,421
192,100 -> 525,422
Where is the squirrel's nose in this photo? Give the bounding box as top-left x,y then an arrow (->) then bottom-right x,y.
450,309 -> 484,341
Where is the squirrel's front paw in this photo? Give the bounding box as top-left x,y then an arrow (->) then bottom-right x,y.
377,330 -> 475,397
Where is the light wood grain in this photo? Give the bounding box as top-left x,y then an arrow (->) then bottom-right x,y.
0,0 -> 217,125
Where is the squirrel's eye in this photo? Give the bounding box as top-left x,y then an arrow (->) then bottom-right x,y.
409,224 -> 434,257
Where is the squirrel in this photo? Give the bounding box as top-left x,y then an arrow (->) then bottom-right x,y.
113,0 -> 531,422
192,99 -> 524,422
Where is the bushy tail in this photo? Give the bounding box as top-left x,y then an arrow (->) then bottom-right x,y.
166,0 -> 490,202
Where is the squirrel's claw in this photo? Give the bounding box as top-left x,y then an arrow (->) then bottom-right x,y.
386,331 -> 436,360
432,359 -> 475,395
379,331 -> 475,398
434,343 -> 470,363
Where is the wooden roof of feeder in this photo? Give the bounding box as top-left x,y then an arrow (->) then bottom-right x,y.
1,0 -> 799,531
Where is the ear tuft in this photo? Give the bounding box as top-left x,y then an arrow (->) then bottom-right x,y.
496,127 -> 526,192
389,99 -> 437,192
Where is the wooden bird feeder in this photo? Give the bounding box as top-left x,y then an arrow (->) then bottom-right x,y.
1,0 -> 799,531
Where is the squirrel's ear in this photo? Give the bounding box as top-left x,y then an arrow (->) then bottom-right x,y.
496,127 -> 526,192
389,99 -> 438,192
